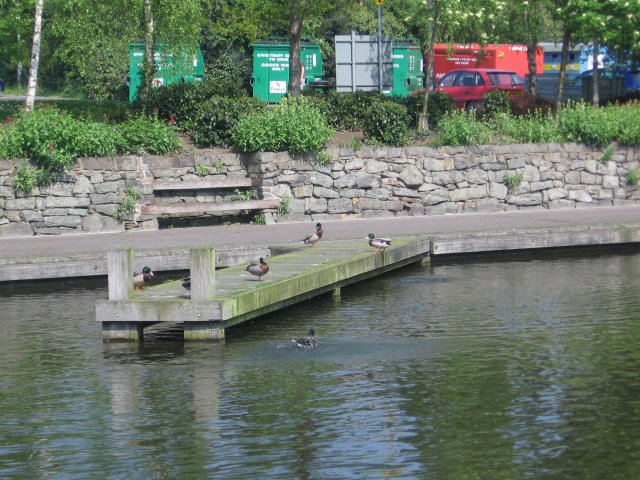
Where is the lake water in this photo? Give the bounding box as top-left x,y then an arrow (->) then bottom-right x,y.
1,248 -> 640,479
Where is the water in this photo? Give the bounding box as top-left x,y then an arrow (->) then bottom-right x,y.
1,249 -> 640,479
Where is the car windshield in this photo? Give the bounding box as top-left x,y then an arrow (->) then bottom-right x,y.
487,72 -> 525,86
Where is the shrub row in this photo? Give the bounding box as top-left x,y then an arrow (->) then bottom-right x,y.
432,100 -> 640,147
0,107 -> 181,178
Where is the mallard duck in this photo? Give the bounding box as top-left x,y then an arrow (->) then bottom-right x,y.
292,329 -> 318,348
367,233 -> 391,253
133,266 -> 153,291
246,257 -> 269,281
301,223 -> 323,247
181,277 -> 191,290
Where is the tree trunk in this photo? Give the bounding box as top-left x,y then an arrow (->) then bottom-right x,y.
288,1 -> 303,98
25,0 -> 44,112
592,43 -> 600,106
527,44 -> 538,97
138,0 -> 155,106
555,28 -> 571,115
418,1 -> 439,133
524,7 -> 537,97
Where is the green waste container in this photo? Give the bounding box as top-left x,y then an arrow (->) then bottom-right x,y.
251,40 -> 323,103
392,42 -> 424,97
128,42 -> 205,102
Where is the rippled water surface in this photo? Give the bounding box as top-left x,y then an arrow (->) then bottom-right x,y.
2,249 -> 640,479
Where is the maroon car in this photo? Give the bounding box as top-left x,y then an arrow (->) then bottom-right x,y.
435,68 -> 526,110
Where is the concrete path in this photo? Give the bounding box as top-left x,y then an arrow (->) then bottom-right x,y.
2,206 -> 640,260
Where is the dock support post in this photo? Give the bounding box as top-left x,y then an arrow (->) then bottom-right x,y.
107,248 -> 133,300
331,287 -> 341,300
190,247 -> 216,301
185,247 -> 222,340
103,248 -> 142,341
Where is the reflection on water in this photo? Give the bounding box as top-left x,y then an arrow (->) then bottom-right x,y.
1,249 -> 640,478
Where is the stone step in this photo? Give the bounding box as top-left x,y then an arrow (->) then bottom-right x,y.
153,178 -> 253,191
141,199 -> 279,216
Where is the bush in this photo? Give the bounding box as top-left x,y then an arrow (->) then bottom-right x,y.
481,90 -> 512,119
615,102 -> 640,145
147,79 -> 249,129
558,101 -> 622,146
231,96 -> 333,154
116,115 -> 181,155
189,96 -> 264,148
362,100 -> 410,146
432,109 -> 492,146
491,111 -> 562,144
310,90 -> 387,131
2,107 -> 119,170
406,91 -> 456,128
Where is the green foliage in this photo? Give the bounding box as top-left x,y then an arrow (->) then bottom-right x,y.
212,158 -> 226,173
432,110 -> 492,147
189,96 -> 264,148
503,172 -> 524,190
601,144 -> 615,164
316,150 -> 333,165
626,168 -> 640,185
490,111 -> 563,144
307,91 -> 387,131
232,96 -> 333,154
114,187 -> 141,222
2,107 -> 119,170
231,189 -> 252,201
252,213 -> 266,225
481,90 -> 512,119
14,162 -> 57,194
277,194 -> 290,216
194,163 -> 209,177
116,115 -> 181,155
558,101 -> 622,146
406,91 -> 456,128
362,100 -> 410,146
616,102 -> 640,146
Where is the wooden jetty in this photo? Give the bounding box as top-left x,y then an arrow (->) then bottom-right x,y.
95,237 -> 431,341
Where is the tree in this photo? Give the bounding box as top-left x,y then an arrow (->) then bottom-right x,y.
25,0 -> 43,112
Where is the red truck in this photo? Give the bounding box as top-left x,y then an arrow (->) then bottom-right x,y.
432,43 -> 543,82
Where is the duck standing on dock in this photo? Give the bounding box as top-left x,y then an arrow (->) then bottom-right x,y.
133,266 -> 154,292
181,276 -> 191,290
367,233 -> 392,253
293,329 -> 318,348
301,223 -> 323,247
246,257 -> 269,281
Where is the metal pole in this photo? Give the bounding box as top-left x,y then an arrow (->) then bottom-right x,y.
378,6 -> 383,93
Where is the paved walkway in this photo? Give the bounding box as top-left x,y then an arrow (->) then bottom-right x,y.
2,206 -> 640,259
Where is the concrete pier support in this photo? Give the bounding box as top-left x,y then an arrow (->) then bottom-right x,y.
184,322 -> 225,341
103,321 -> 144,341
190,247 -> 216,301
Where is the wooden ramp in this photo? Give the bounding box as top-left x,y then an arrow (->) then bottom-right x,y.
95,237 -> 431,341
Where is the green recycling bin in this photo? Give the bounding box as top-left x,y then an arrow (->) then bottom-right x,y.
128,42 -> 205,102
392,42 -> 424,97
251,40 -> 324,103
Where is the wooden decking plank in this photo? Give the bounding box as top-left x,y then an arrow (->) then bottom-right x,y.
153,178 -> 253,191
141,199 -> 280,215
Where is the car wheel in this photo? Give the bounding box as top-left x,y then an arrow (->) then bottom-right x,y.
466,101 -> 480,111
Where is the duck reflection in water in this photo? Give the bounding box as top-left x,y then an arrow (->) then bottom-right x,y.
293,329 -> 318,349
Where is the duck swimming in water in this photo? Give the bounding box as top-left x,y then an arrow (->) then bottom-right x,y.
246,257 -> 269,281
293,329 -> 318,348
367,233 -> 391,253
301,223 -> 323,247
133,266 -> 153,292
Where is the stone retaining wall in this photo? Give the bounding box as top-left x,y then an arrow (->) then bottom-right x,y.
1,143 -> 639,237
253,143 -> 640,221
